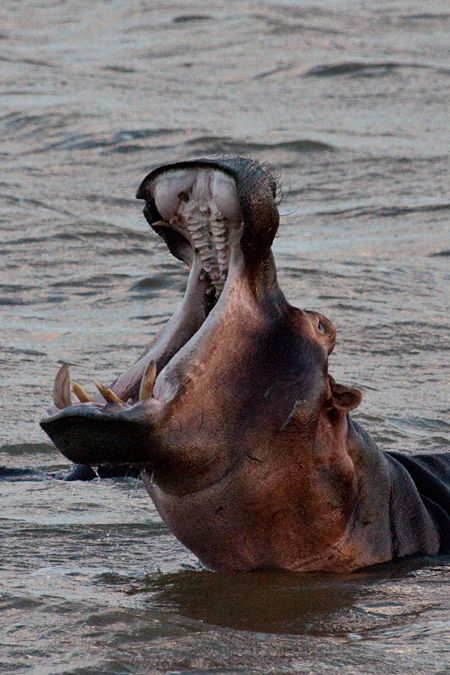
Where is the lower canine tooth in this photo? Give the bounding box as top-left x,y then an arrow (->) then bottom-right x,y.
139,360 -> 157,400
72,382 -> 94,403
53,363 -> 72,410
94,381 -> 123,404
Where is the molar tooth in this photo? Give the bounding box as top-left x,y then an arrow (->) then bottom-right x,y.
139,360 -> 157,401
72,382 -> 94,403
187,222 -> 205,233
53,363 -> 72,410
94,381 -> 123,404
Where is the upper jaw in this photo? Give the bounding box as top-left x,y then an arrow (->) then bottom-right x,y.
142,162 -> 245,302
137,155 -> 280,268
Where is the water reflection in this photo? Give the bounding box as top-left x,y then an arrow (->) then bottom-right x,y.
125,557 -> 450,636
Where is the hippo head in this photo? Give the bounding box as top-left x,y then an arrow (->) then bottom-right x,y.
41,156 -> 363,571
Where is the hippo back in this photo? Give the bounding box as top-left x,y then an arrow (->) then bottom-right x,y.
386,451 -> 450,554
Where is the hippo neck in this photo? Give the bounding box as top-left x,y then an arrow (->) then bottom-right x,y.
145,264 -> 333,502
143,410 -> 359,571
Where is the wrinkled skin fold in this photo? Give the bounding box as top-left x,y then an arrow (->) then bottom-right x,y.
41,156 -> 450,572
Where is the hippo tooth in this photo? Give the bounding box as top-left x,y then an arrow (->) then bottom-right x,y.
151,168 -> 239,300
151,219 -> 170,228
139,360 -> 157,401
94,380 -> 123,404
53,363 -> 72,410
72,382 -> 94,403
153,169 -> 197,220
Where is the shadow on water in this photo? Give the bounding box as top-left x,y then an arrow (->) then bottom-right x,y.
122,556 -> 450,636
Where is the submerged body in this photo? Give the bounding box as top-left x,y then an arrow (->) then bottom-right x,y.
41,156 -> 450,572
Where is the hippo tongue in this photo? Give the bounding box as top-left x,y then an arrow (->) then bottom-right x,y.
101,165 -> 248,404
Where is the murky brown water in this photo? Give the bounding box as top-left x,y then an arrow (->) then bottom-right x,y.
1,1 -> 450,673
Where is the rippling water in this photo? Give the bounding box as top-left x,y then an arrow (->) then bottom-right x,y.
1,1 -> 450,673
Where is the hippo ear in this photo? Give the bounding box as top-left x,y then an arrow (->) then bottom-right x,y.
329,376 -> 362,413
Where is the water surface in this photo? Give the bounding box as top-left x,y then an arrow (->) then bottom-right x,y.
1,1 -> 450,673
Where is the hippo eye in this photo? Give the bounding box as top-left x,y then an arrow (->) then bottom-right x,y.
318,321 -> 327,334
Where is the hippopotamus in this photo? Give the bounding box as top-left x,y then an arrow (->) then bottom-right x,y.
40,155 -> 450,572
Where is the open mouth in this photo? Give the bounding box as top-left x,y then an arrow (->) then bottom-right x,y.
40,156 -> 281,465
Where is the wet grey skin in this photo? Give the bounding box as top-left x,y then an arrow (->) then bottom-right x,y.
41,156 -> 447,572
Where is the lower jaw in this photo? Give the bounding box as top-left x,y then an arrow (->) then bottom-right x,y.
39,248 -> 251,466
